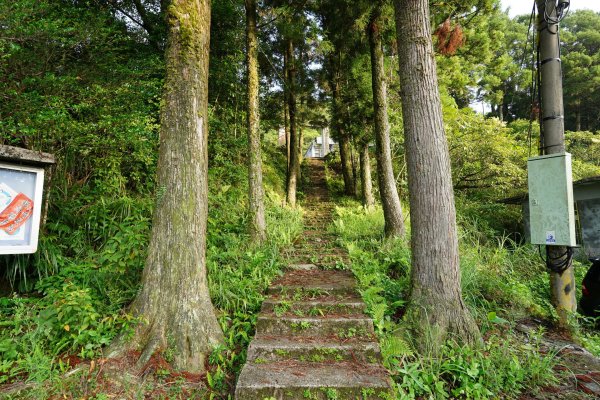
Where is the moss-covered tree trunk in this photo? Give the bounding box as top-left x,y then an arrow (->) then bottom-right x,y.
393,0 -> 481,349
245,0 -> 266,243
285,38 -> 299,207
123,0 -> 223,372
360,142 -> 374,209
369,5 -> 405,237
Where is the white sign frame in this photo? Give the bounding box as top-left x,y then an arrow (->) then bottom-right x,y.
0,162 -> 44,254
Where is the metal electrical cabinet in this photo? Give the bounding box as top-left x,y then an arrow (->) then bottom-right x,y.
527,153 -> 577,246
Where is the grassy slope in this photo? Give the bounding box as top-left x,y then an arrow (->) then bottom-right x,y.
0,143 -> 302,399
324,157 -> 599,399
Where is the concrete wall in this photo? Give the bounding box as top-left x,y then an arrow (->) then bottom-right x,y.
577,198 -> 600,258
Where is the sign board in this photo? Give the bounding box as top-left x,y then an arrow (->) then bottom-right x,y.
0,163 -> 44,254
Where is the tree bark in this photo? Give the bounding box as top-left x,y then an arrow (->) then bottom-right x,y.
328,52 -> 355,197
285,38 -> 299,207
119,0 -> 223,372
298,114 -> 303,181
245,0 -> 266,243
284,50 -> 291,169
339,134 -> 355,196
360,142 -> 375,209
393,0 -> 481,348
369,5 -> 405,237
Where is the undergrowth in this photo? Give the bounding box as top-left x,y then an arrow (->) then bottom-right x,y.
331,201 -> 562,399
0,143 -> 302,399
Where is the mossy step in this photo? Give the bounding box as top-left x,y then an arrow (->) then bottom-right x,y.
247,335 -> 382,364
268,270 -> 357,296
234,361 -> 393,400
256,315 -> 374,337
286,263 -> 318,271
261,297 -> 366,316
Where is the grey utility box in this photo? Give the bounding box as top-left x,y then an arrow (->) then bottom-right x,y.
527,153 -> 576,246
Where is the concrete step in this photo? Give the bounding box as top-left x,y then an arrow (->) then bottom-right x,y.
247,335 -> 382,364
261,297 -> 366,316
268,270 -> 357,297
234,361 -> 393,400
256,315 -> 374,338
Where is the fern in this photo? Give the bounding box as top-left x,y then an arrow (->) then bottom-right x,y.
381,335 -> 413,368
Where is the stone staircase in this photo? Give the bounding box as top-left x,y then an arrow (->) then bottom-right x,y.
234,267 -> 393,399
235,159 -> 393,399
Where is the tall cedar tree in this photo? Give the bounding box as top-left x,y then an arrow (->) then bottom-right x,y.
285,38 -> 300,207
245,0 -> 266,242
368,3 -> 405,237
393,0 -> 481,348
117,0 -> 224,371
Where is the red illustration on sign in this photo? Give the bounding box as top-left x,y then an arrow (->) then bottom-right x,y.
0,193 -> 34,235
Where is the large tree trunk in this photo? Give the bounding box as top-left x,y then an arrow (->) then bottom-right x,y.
285,38 -> 299,207
369,5 -> 405,237
393,0 -> 480,348
123,0 -> 223,372
245,0 -> 266,243
360,142 -> 375,209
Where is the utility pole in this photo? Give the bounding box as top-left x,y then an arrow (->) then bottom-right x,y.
536,0 -> 576,327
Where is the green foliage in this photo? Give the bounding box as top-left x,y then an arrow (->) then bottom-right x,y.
445,105 -> 528,197
0,0 -> 162,286
394,335 -> 557,400
332,197 -> 561,398
561,10 -> 600,132
0,2 -> 299,392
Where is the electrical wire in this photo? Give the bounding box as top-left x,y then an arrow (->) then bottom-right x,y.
525,1 -> 537,157
536,42 -> 544,155
544,0 -> 570,25
545,245 -> 574,274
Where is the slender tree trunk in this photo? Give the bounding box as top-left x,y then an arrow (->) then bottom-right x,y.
339,134 -> 355,196
498,100 -> 504,121
285,38 -> 299,207
351,139 -> 359,196
298,110 -> 303,181
575,101 -> 581,131
245,0 -> 266,243
120,0 -> 223,371
369,6 -> 405,237
283,55 -> 291,169
394,0 -> 480,349
328,52 -> 355,196
360,142 -> 375,209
